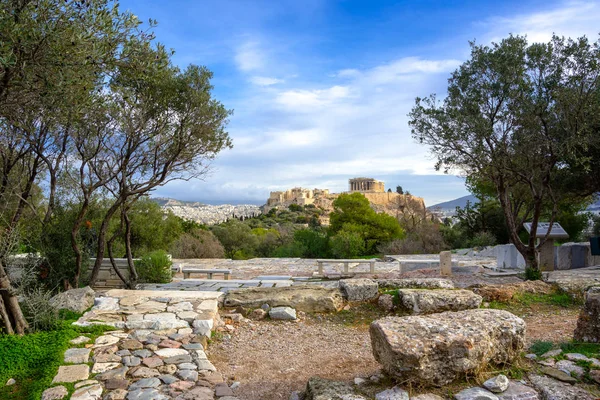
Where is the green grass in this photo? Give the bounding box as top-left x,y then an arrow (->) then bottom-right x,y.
0,315 -> 114,400
489,291 -> 581,311
529,340 -> 554,356
559,342 -> 600,358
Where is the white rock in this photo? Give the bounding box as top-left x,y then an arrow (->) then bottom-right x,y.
93,297 -> 119,311
154,348 -> 189,358
375,386 -> 409,400
483,374 -> 509,393
91,362 -> 121,374
454,387 -> 499,400
92,334 -> 120,348
192,319 -> 214,336
269,306 -> 297,320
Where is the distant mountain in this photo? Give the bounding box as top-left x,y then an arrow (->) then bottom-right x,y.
428,195 -> 478,212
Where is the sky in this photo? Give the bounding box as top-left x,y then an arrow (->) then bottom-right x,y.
120,0 -> 600,207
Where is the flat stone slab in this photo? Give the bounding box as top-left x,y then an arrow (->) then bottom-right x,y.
64,348 -> 91,364
52,364 -> 90,383
253,275 -> 292,280
104,289 -> 223,300
223,285 -> 344,312
370,309 -> 525,386
529,374 -> 595,399
396,289 -> 482,314
376,278 -> 454,290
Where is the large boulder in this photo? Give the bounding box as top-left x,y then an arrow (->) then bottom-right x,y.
370,309 -> 525,386
470,281 -> 553,302
339,279 -> 378,302
223,285 -> 344,313
377,278 -> 454,290
574,287 -> 600,342
396,289 -> 482,314
49,286 -> 95,313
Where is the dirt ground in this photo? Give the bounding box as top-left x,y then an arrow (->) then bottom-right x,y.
209,300 -> 581,400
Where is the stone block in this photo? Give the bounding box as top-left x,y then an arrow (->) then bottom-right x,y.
339,279 -> 378,302
49,287 -> 95,313
396,289 -> 482,314
269,306 -> 297,320
440,251 -> 452,276
223,285 -> 344,312
496,244 -> 526,269
574,287 -> 600,342
376,278 -> 454,290
370,309 -> 525,386
557,243 -> 589,270
64,348 -> 91,364
52,365 -> 90,383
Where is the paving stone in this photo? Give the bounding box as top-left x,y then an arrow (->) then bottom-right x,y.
96,366 -> 129,381
564,353 -> 590,361
555,360 -> 585,379
129,366 -> 160,378
120,339 -> 143,350
170,380 -> 195,391
64,348 -> 91,364
70,383 -> 103,400
177,369 -> 198,381
454,387 -> 499,400
70,336 -> 91,345
94,353 -> 121,363
539,366 -> 577,383
374,386 -> 409,400
120,296 -> 148,307
91,362 -> 121,374
94,297 -> 120,311
529,373 -> 595,399
178,362 -> 197,370
41,385 -> 68,400
116,349 -> 131,357
159,374 -> 179,384
165,354 -> 192,364
74,380 -> 99,389
104,389 -> 128,400
496,381 -> 539,400
133,349 -> 153,358
167,302 -> 194,312
122,356 -> 141,366
134,300 -> 167,312
142,357 -> 164,368
191,349 -> 208,360
129,377 -> 161,389
215,383 -> 235,397
159,339 -> 182,348
52,364 -> 90,383
127,388 -> 169,400
541,349 -> 562,358
154,348 -> 189,358
182,343 -> 203,350
105,379 -> 130,390
195,359 -> 216,371
192,319 -> 213,336
93,335 -> 120,348
178,328 -> 193,335
158,364 -> 177,374
173,386 -> 214,400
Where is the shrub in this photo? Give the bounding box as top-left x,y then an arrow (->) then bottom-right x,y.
330,231 -> 365,258
524,266 -> 542,281
288,204 -> 303,212
170,229 -> 225,259
135,250 -> 172,283
379,222 -> 448,254
20,288 -> 60,332
469,231 -> 497,248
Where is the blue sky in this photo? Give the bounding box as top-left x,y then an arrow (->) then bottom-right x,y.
120,0 -> 600,206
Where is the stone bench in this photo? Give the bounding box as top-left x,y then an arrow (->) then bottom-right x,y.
316,259 -> 376,275
174,267 -> 232,280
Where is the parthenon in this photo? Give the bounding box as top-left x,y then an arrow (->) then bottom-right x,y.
349,177 -> 385,193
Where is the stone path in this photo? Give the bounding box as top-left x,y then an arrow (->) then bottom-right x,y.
43,290 -> 236,400
138,277 -> 340,292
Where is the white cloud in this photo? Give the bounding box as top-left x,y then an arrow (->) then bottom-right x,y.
276,85 -> 351,110
249,76 -> 283,86
482,1 -> 600,43
234,41 -> 264,71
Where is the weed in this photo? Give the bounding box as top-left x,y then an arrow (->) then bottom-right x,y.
529,341 -> 554,356
560,342 -> 600,358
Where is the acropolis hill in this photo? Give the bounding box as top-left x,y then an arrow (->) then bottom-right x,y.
266,177 -> 427,221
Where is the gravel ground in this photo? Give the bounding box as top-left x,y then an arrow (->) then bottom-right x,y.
209,313 -> 382,400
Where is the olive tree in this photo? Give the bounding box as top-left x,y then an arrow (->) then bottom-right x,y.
409,35 -> 600,273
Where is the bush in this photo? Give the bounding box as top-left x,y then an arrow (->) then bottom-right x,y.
330,231 -> 365,258
469,231 -> 497,248
170,229 -> 225,259
20,288 -> 60,332
380,222 -> 448,254
135,250 -> 172,283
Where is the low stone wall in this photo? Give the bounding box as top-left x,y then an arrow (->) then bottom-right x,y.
496,242 -> 600,270
88,258 -> 135,288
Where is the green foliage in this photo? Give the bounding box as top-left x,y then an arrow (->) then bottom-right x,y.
524,267 -> 543,281
330,193 -> 405,254
288,204 -> 303,212
127,199 -> 184,256
293,229 -> 330,258
380,221 -> 448,254
135,250 -> 173,283
529,341 -> 554,356
169,228 -> 225,259
330,231 -> 365,258
560,342 -> 600,358
211,220 -> 258,259
396,186 -> 404,195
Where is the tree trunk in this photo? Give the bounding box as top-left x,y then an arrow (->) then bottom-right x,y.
122,208 -> 138,284
89,199 -> 123,285
71,199 -> 89,288
0,261 -> 28,334
106,225 -> 132,289
0,295 -> 14,334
